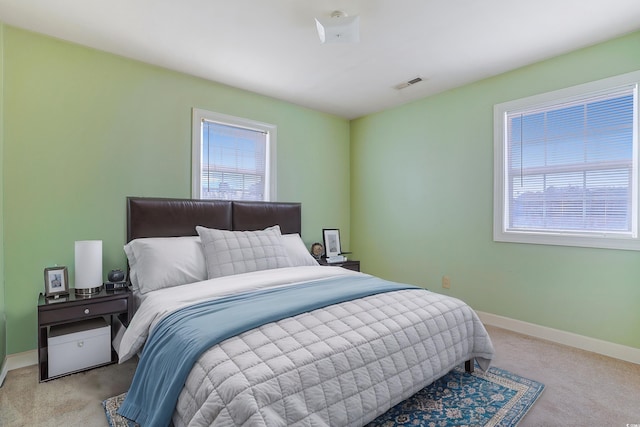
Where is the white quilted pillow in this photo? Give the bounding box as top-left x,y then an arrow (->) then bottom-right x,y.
196,225 -> 292,279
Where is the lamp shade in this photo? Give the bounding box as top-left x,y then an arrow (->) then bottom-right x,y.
75,240 -> 103,295
315,12 -> 360,44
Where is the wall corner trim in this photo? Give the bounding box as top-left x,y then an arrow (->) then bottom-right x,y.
4,349 -> 38,376
477,311 -> 640,365
0,358 -> 7,387
1,350 -> 38,386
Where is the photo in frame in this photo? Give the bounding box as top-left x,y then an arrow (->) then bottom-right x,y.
323,229 -> 341,257
44,266 -> 69,297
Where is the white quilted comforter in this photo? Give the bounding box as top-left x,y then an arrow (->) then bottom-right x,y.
118,266 -> 494,427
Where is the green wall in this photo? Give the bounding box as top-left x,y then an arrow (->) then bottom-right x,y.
2,23 -> 640,357
2,26 -> 351,354
0,23 -> 6,369
351,31 -> 640,349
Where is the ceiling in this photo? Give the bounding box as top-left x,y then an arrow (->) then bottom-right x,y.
1,1 -> 639,119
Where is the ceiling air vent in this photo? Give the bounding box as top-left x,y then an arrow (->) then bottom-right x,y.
394,77 -> 424,90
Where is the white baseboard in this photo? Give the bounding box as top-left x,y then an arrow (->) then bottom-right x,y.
477,311 -> 640,365
1,350 -> 38,387
5,349 -> 37,370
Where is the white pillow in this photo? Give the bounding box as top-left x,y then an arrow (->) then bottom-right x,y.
196,225 -> 292,279
124,236 -> 207,295
281,234 -> 319,267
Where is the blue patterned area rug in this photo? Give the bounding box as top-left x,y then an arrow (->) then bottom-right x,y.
103,365 -> 543,427
366,365 -> 544,427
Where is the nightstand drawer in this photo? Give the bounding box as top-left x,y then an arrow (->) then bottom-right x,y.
39,298 -> 128,325
318,259 -> 360,272
338,261 -> 360,272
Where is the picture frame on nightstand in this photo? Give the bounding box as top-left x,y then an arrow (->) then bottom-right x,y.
44,266 -> 69,298
323,229 -> 341,257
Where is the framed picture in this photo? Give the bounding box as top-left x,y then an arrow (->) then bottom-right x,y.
323,229 -> 341,257
44,266 -> 69,297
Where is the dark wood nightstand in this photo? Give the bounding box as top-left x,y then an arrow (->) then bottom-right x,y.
37,288 -> 133,382
318,258 -> 360,272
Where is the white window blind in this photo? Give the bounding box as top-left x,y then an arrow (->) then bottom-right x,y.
507,87 -> 635,234
494,71 -> 640,250
192,109 -> 276,201
201,121 -> 267,200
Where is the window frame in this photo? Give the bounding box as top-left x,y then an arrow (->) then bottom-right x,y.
191,108 -> 277,201
493,70 -> 640,251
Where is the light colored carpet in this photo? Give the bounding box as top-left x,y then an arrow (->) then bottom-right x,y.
487,326 -> 640,426
1,325 -> 639,427
0,358 -> 137,427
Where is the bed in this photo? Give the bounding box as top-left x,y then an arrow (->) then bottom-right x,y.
116,196 -> 494,427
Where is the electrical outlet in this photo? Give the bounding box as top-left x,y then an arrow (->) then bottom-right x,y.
442,275 -> 451,289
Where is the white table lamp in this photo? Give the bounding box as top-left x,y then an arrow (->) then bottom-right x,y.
75,240 -> 103,295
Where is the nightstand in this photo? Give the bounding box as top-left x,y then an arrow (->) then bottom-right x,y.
37,288 -> 133,382
318,258 -> 360,272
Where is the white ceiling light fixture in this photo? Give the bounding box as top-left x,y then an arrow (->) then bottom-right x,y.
315,10 -> 360,44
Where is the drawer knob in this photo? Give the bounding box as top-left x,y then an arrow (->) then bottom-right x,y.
77,341 -> 84,348
84,308 -> 90,315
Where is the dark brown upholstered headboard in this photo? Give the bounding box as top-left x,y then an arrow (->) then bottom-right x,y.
127,197 -> 302,242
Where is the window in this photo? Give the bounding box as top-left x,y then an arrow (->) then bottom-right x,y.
192,109 -> 276,201
494,71 -> 640,250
